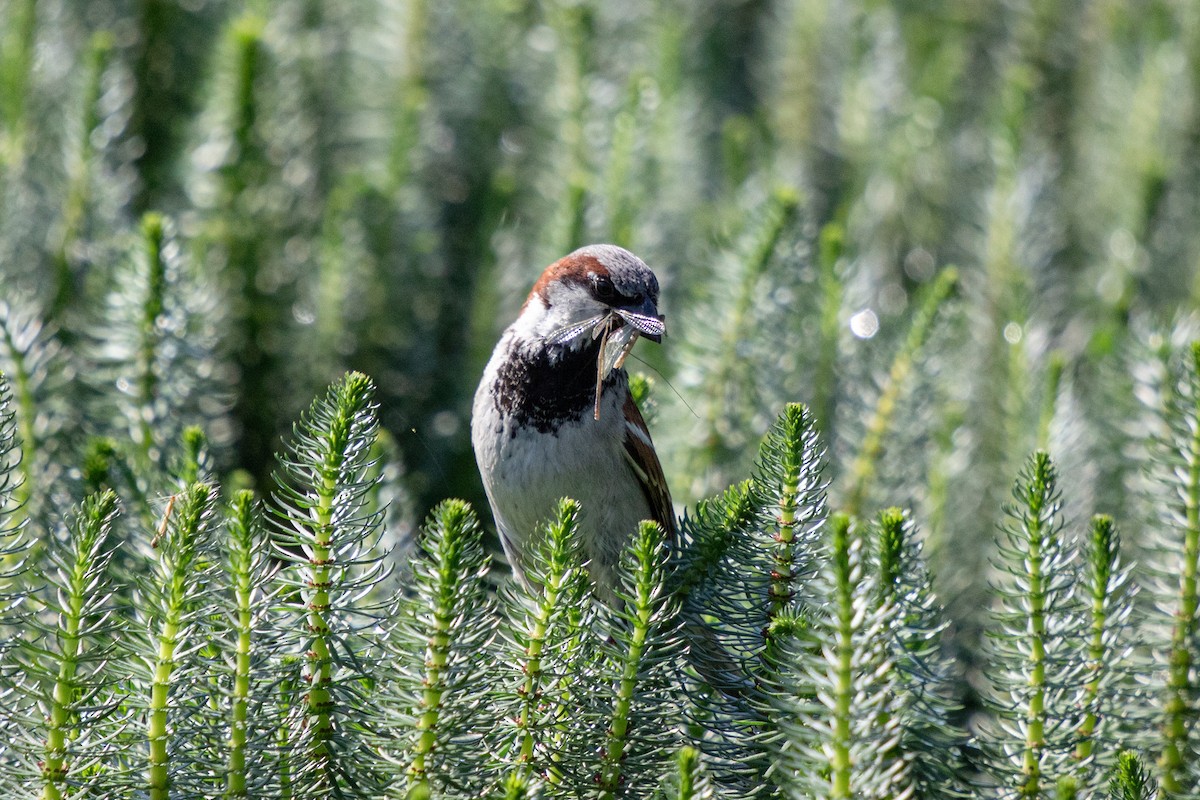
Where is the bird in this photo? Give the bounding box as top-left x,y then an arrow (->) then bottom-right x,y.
471,244 -> 674,594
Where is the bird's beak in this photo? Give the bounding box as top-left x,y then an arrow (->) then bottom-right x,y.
614,298 -> 665,344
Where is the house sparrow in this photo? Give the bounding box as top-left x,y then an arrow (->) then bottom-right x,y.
471,244 -> 674,594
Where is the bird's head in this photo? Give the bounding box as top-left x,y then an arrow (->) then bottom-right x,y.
518,244 -> 666,349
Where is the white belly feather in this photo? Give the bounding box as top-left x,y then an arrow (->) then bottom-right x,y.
471,361 -> 651,593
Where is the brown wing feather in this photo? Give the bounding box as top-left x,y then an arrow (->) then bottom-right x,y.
621,393 -> 676,537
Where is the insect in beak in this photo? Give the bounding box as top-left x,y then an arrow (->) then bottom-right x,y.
592,303 -> 665,420
544,302 -> 666,422
614,296 -> 665,343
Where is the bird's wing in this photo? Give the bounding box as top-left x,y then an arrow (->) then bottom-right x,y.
620,391 -> 676,537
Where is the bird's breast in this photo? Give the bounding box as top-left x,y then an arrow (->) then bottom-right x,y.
485,337 -> 621,434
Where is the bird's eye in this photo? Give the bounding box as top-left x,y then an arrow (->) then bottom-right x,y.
593,275 -> 616,300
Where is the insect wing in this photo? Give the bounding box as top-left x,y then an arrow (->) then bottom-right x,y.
599,325 -> 639,379
546,314 -> 605,345
614,308 -> 665,339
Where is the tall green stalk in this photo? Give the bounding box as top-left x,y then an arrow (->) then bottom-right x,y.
597,520 -> 675,798
270,371 -> 383,794
145,483 -> 214,800
828,513 -> 855,800
845,267 -> 957,517
987,451 -> 1084,797
388,0 -> 428,191
549,1 -> 595,253
702,189 -> 799,463
134,213 -> 167,468
767,404 -> 805,623
51,31 -> 113,321
1076,515 -> 1116,763
217,14 -> 277,485
507,499 -> 588,776
1019,472 -> 1051,799
1158,342 -> 1200,795
813,221 -> 845,437
38,491 -> 119,800
222,491 -> 260,799
400,499 -> 493,797
408,505 -> 477,791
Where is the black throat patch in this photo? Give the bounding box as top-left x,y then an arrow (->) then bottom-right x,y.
491,338 -> 622,433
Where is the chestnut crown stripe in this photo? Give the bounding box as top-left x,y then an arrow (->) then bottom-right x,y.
525,252 -> 654,311
526,253 -> 608,309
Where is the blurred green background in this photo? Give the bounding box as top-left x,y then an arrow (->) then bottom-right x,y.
2,0 -> 1199,638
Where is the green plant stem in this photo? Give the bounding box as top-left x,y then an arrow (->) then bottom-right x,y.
828,513 -> 854,800
1020,455 -> 1051,799
0,0 -> 37,168
845,267 -> 957,518
305,468 -> 337,761
598,522 -> 661,798
516,604 -> 552,764
605,78 -> 642,249
703,189 -> 799,461
51,31 -> 113,320
1036,352 -> 1065,452
224,491 -> 257,799
40,493 -> 117,800
148,621 -> 178,798
513,502 -> 579,772
276,658 -> 301,800
220,15 -> 275,485
1158,343 -> 1200,795
553,2 -> 593,253
146,483 -> 210,800
42,590 -> 82,800
388,0 -> 428,192
136,214 -> 167,467
408,502 -> 474,794
0,325 -> 38,514
1076,514 -> 1115,763
769,410 -> 803,623
813,222 -> 844,436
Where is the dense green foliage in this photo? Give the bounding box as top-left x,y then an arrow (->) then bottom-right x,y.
3,0 -> 1200,797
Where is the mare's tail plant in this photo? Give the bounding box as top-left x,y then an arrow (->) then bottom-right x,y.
0,374 -> 28,615
384,499 -> 495,798
269,371 -> 389,797
210,490 -> 280,799
983,452 -> 1087,797
125,482 -> 220,799
774,513 -> 914,799
874,507 -> 967,795
1141,340 -> 1200,796
1073,515 -> 1143,787
0,299 -> 70,526
592,520 -> 686,798
1,491 -> 122,799
672,402 -> 825,795
96,213 -> 225,494
491,498 -> 596,786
